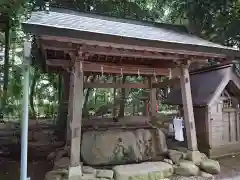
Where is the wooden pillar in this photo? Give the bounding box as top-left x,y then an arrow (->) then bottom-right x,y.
180,64 -> 198,151
68,53 -> 84,178
149,77 -> 157,117
143,77 -> 149,116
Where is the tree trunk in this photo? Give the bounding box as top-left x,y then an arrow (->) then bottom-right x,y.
142,77 -> 149,116
187,5 -> 202,37
56,72 -> 70,140
30,72 -> 39,118
136,103 -> 139,115
11,39 -> 16,65
56,73 -> 63,122
0,22 -> 10,119
58,74 -> 63,105
83,75 -> 96,117
112,76 -> 117,117
118,76 -> 126,117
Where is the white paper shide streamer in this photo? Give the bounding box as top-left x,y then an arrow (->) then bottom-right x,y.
173,117 -> 184,142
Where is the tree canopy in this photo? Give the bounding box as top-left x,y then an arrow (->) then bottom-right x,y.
0,0 -> 239,124
159,0 -> 240,48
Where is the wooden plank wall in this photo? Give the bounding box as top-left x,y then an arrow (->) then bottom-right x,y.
211,104 -> 240,147
210,102 -> 224,146
222,108 -> 240,143
209,104 -> 240,157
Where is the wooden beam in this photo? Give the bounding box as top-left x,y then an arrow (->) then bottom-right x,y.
84,82 -> 149,89
152,78 -> 179,88
42,40 -> 182,61
68,53 -> 84,176
41,39 -> 76,51
42,41 -> 75,52
84,77 -> 179,89
180,64 -> 198,151
46,58 -> 71,67
40,35 -> 227,59
83,61 -> 170,75
84,45 -> 182,60
46,59 -> 170,75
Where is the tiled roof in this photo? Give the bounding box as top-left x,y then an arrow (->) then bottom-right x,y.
165,65 -> 233,106
23,8 -> 238,52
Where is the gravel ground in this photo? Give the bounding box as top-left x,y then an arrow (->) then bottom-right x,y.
1,155 -> 240,180
214,155 -> 240,180
170,176 -> 213,180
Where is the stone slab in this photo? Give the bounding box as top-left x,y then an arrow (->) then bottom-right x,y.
113,161 -> 174,180
96,170 -> 114,179
68,165 -> 82,180
83,166 -> 97,175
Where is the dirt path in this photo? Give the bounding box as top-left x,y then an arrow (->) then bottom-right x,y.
214,155 -> 240,180
0,158 -> 51,180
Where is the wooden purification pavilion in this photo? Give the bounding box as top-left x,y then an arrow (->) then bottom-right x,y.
22,8 -> 240,178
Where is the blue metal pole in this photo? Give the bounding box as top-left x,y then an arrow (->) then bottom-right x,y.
20,41 -> 31,180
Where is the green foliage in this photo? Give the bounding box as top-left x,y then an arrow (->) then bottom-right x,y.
50,0 -> 165,20
0,0 -> 239,121
156,0 -> 240,47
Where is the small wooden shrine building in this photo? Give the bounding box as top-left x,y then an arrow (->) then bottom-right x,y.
22,7 -> 240,179
166,63 -> 240,158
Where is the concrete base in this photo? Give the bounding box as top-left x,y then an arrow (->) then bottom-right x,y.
68,165 -> 82,180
